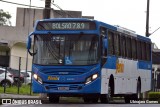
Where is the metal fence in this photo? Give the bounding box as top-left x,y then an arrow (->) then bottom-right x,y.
152,71 -> 160,92
0,55 -> 32,95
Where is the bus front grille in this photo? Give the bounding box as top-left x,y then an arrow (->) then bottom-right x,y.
45,84 -> 83,91
41,68 -> 86,75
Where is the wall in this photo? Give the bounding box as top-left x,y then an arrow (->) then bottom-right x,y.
10,42 -> 32,70
0,7 -> 92,70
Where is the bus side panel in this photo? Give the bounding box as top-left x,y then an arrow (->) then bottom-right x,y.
100,57 -> 151,95
101,68 -> 109,94
138,69 -> 152,93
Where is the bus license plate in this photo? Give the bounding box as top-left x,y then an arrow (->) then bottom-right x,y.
58,87 -> 69,90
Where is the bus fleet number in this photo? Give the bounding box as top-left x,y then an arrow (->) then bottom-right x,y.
52,23 -> 85,29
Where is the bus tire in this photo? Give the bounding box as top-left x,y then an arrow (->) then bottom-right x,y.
124,95 -> 130,103
83,95 -> 99,103
48,94 -> 59,103
83,97 -> 91,103
100,76 -> 114,103
100,94 -> 109,103
91,97 -> 99,103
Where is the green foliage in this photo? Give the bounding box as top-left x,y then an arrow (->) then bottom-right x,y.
0,85 -> 36,95
0,9 -> 12,26
148,92 -> 160,103
148,92 -> 160,99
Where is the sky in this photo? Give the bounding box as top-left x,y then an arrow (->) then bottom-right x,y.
0,0 -> 160,48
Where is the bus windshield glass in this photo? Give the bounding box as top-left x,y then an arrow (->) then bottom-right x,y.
33,34 -> 99,65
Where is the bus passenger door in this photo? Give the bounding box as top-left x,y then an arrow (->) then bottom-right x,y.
100,27 -> 107,67
100,27 -> 108,94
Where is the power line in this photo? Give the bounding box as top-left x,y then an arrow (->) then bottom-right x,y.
0,0 -> 75,17
150,26 -> 160,36
0,0 -> 44,9
51,1 -> 74,18
52,9 -> 65,17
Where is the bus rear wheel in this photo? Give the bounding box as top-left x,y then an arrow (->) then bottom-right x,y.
83,96 -> 99,103
48,94 -> 59,103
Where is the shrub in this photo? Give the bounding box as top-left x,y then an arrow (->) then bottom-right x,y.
148,92 -> 160,103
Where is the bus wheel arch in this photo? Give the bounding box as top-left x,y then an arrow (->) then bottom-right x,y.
109,74 -> 114,97
100,74 -> 114,103
137,76 -> 141,99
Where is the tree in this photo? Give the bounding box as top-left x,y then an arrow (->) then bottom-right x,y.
0,9 -> 11,26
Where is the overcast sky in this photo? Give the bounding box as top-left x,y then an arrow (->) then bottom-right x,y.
0,0 -> 160,48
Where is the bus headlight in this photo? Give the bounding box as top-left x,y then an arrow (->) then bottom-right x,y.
85,77 -> 92,84
85,73 -> 98,85
33,74 -> 43,84
92,73 -> 98,80
37,77 -> 43,84
33,74 -> 38,80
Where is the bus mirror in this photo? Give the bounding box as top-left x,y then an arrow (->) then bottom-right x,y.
103,38 -> 108,49
27,37 -> 32,50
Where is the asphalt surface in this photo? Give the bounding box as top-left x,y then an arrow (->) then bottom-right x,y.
0,93 -> 39,98
0,94 -> 160,107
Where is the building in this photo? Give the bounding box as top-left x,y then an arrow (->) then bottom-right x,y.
0,7 -> 94,70
152,43 -> 160,91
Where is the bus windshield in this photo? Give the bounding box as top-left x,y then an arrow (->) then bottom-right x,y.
33,34 -> 99,65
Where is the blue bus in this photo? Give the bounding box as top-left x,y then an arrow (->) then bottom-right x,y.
27,18 -> 152,103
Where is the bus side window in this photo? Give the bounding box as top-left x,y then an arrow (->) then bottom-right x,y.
146,43 -> 151,61
118,34 -> 121,56
132,38 -> 137,59
121,35 -> 126,58
108,31 -> 114,55
126,36 -> 132,59
142,42 -> 146,60
114,33 -> 119,56
137,40 -> 142,60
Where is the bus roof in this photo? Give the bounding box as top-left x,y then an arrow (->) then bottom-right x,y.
34,18 -> 151,42
37,18 -> 94,22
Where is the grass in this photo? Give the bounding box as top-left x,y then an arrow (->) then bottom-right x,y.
0,85 -> 37,95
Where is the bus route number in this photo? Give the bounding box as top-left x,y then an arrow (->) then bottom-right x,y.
52,22 -> 86,30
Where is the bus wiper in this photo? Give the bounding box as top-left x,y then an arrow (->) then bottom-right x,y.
38,23 -> 46,30
28,49 -> 37,56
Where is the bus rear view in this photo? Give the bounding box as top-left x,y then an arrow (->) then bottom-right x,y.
27,18 -> 101,103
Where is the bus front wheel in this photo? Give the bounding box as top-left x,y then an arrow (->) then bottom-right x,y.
100,76 -> 114,103
48,94 -> 59,103
100,82 -> 113,103
83,95 -> 99,103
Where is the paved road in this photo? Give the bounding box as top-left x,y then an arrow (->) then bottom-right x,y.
0,93 -> 39,99
1,103 -> 160,107
1,99 -> 160,107
0,94 -> 159,107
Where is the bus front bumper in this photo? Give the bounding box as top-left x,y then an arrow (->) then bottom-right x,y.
32,78 -> 101,95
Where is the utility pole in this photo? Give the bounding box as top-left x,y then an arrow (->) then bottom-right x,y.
146,0 -> 150,37
40,0 -> 52,99
143,0 -> 150,99
43,0 -> 51,19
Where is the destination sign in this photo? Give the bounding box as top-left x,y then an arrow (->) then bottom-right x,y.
36,21 -> 96,30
